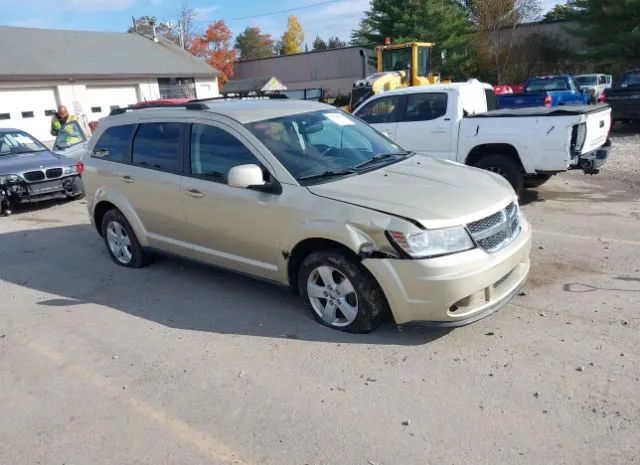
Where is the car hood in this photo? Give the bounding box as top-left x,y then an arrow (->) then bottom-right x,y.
307,155 -> 516,229
0,150 -> 72,174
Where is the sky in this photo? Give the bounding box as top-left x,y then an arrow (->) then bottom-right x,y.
2,0 -> 562,46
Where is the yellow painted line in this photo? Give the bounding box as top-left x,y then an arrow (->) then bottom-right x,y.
28,341 -> 246,464
535,229 -> 640,247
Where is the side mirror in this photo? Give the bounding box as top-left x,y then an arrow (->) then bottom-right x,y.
228,164 -> 265,188
227,164 -> 282,194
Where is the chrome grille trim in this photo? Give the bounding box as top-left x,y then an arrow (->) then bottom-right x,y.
467,202 -> 521,253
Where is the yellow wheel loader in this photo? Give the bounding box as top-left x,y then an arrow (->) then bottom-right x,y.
350,41 -> 443,111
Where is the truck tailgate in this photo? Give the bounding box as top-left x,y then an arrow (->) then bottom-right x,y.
580,106 -> 611,154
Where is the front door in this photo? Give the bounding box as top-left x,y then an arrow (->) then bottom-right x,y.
393,92 -> 454,158
180,122 -> 284,280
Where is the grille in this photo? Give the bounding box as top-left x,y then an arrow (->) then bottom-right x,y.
23,171 -> 45,182
467,202 -> 521,253
46,168 -> 63,179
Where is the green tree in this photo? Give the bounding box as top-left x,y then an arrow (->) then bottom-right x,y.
351,0 -> 474,78
327,36 -> 347,49
235,26 -> 275,60
312,36 -> 327,51
573,0 -> 640,69
543,1 -> 585,21
280,15 -> 304,54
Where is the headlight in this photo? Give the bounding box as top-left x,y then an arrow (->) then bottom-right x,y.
387,227 -> 475,259
63,165 -> 79,175
0,174 -> 20,185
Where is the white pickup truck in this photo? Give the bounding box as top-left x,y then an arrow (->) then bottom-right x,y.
353,80 -> 612,191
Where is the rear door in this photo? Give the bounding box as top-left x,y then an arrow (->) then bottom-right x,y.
393,92 -> 454,158
354,95 -> 404,139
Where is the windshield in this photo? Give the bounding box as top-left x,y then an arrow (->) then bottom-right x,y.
381,48 -> 411,72
0,130 -> 47,156
575,76 -> 597,86
525,79 -> 569,92
620,72 -> 640,88
245,110 -> 407,182
55,121 -> 86,149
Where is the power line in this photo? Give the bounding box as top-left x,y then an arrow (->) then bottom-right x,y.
192,0 -> 342,23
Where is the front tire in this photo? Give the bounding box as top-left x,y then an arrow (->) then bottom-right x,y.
298,250 -> 388,333
474,154 -> 524,193
101,209 -> 151,268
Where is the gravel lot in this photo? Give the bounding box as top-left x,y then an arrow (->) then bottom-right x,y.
1,133 -> 638,465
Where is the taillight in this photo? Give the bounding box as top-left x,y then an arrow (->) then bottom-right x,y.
599,93 -> 606,103
544,95 -> 552,107
75,160 -> 85,175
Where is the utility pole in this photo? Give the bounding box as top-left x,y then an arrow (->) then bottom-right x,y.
131,16 -> 138,33
178,20 -> 185,49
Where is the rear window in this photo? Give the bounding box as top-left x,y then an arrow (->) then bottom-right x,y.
525,79 -> 569,92
620,72 -> 640,87
132,122 -> 183,172
92,124 -> 136,162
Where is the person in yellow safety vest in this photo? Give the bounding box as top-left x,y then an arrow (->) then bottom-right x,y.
50,105 -> 82,147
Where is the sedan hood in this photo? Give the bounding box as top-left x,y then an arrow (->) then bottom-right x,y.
307,155 -> 515,229
0,150 -> 72,174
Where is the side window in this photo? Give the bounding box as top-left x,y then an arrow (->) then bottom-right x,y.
92,124 -> 136,162
356,96 -> 402,124
190,124 -> 261,182
132,122 -> 183,172
598,75 -> 606,85
404,93 -> 448,122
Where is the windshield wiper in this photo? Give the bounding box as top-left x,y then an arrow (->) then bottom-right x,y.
353,152 -> 407,170
12,149 -> 46,155
298,168 -> 358,182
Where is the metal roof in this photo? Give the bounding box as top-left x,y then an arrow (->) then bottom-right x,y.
0,26 -> 219,80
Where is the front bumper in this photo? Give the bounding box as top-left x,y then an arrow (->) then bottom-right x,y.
363,216 -> 532,326
3,175 -> 84,204
571,139 -> 611,175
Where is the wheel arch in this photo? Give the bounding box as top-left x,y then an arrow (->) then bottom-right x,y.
91,189 -> 148,246
465,143 -> 524,170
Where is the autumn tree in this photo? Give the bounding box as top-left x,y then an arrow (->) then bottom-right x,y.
235,26 -> 275,60
468,0 -> 542,83
312,36 -> 327,51
280,15 -> 304,54
327,36 -> 347,49
190,20 -> 237,84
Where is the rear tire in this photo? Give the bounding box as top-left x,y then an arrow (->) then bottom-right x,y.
474,154 -> 524,193
101,209 -> 151,268
298,250 -> 388,333
524,174 -> 552,188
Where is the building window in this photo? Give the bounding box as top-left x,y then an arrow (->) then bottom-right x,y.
91,106 -> 102,113
22,111 -> 35,118
0,113 -> 10,120
158,77 -> 196,99
45,109 -> 56,116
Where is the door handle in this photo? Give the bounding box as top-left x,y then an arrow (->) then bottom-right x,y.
120,175 -> 135,183
184,189 -> 204,198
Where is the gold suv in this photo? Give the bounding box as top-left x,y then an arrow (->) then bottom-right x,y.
83,99 -> 531,332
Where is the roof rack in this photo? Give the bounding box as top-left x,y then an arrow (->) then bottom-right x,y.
109,94 -> 288,116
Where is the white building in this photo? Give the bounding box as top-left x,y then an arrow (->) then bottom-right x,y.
0,26 -> 219,142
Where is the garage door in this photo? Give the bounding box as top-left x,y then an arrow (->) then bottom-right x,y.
86,86 -> 139,121
0,88 -> 58,143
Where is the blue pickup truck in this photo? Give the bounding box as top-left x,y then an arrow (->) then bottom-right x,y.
497,75 -> 591,109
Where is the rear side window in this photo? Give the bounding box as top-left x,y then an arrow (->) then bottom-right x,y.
92,124 -> 136,162
190,124 -> 260,182
356,96 -> 403,124
404,93 -> 447,121
132,122 -> 183,172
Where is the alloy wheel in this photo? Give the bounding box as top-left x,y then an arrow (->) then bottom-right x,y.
106,220 -> 133,264
307,265 -> 358,327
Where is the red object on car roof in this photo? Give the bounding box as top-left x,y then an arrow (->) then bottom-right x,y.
132,98 -> 190,108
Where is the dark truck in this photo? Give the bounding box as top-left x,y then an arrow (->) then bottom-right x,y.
603,69 -> 640,123
497,75 -> 590,109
